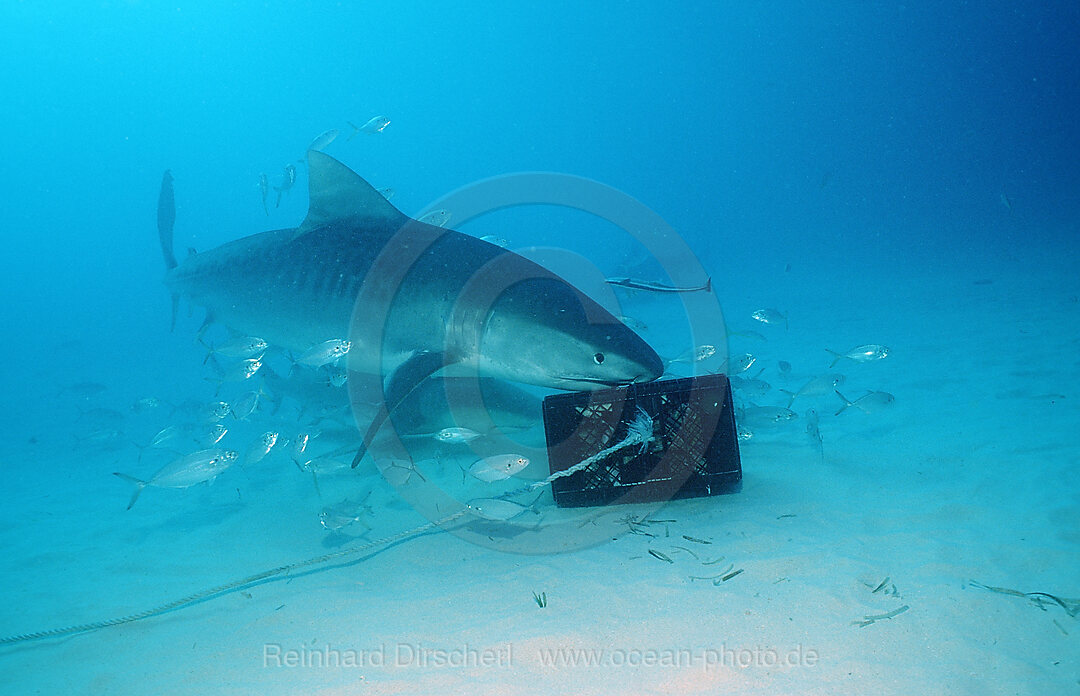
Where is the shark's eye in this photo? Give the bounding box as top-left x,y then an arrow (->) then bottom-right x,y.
593,352 -> 605,365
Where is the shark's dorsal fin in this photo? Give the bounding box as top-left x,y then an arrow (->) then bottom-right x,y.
296,150 -> 406,236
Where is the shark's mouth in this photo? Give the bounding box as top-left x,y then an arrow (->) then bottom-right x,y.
554,374 -> 645,389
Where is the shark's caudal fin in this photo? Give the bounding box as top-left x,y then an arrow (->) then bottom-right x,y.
157,170 -> 180,329
158,171 -> 177,270
294,150 -> 407,238
113,472 -> 149,510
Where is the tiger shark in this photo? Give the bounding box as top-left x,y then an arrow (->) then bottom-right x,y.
160,151 -> 664,460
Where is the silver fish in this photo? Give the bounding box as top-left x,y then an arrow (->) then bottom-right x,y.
201,400 -> 232,422
721,353 -> 756,375
131,397 -> 162,413
295,339 -> 351,368
826,345 -> 890,369
417,209 -> 452,228
290,432 -> 311,463
376,186 -> 395,199
301,457 -> 350,475
274,163 -> 297,208
195,423 -> 228,447
114,448 -> 239,509
205,335 -> 268,362
605,276 -> 712,293
466,497 -> 529,521
805,408 -> 824,463
351,115 -> 391,135
751,308 -> 788,329
221,358 -> 263,382
435,427 -> 482,445
780,374 -> 845,408
319,496 -> 372,532
834,390 -> 895,416
259,173 -> 269,215
76,428 -> 123,449
667,344 -> 716,365
377,458 -> 427,486
307,128 -> 339,152
242,431 -> 278,467
479,235 -> 509,248
230,390 -> 263,420
729,374 -> 771,399
740,406 -> 798,429
468,454 -> 530,483
146,424 -> 187,450
325,366 -> 348,388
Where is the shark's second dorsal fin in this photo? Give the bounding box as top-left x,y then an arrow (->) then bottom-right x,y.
296,150 -> 406,236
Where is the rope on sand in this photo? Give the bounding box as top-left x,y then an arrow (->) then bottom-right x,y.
0,510 -> 468,645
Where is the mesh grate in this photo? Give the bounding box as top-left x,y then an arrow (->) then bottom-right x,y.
542,374 -> 742,508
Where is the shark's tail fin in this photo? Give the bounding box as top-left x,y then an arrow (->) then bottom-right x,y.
158,170 -> 177,271
158,170 -> 180,329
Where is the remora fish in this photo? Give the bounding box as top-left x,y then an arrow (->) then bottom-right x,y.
158,152 -> 663,463
605,276 -> 712,293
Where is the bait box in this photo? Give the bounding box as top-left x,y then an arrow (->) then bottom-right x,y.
542,374 -> 742,508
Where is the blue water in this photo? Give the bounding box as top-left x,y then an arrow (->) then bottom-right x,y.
1,3 -> 1078,694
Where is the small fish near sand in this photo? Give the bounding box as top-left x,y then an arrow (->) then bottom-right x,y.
605,276 -> 712,293
114,448 -> 239,509
740,405 -> 798,429
826,344 -> 889,369
805,408 -> 824,463
467,454 -> 530,483
435,427 -> 482,445
834,390 -> 895,416
780,374 -> 846,408
319,497 -> 372,532
466,498 -> 530,521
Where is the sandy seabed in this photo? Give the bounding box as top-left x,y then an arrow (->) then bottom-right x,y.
1,254 -> 1076,696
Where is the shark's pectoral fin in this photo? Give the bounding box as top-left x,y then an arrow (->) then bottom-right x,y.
351,350 -> 457,469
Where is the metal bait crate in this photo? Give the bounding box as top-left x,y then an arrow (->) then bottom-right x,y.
542,374 -> 742,508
